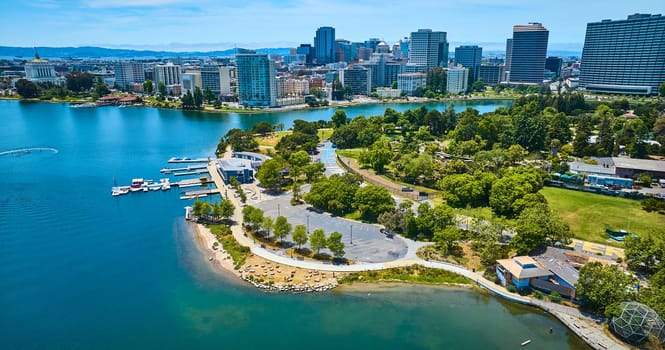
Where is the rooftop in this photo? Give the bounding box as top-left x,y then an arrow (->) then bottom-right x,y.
497,256 -> 552,280
217,158 -> 253,172
612,157 -> 665,172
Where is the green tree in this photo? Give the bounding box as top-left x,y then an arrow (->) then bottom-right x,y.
242,205 -> 264,230
331,110 -> 348,128
575,262 -> 635,315
433,226 -> 462,255
309,229 -> 327,254
251,121 -> 274,135
624,233 -> 664,275
181,90 -> 195,109
15,79 -> 40,98
143,80 -> 154,95
327,231 -> 345,257
203,86 -> 216,103
426,67 -> 447,94
273,215 -> 292,243
660,82 -> 665,97
193,86 -> 203,108
261,216 -> 274,237
512,203 -> 571,255
377,210 -> 407,234
157,82 -> 167,96
256,158 -> 286,192
218,199 -> 235,220
65,71 -> 94,92
292,225 -> 308,249
353,184 -> 396,220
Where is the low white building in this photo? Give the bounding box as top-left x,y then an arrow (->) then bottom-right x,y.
376,87 -> 401,98
24,53 -> 62,85
397,73 -> 426,96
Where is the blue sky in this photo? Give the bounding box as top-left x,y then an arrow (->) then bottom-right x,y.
3,0 -> 664,51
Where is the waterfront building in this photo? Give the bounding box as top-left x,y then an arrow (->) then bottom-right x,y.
375,87 -> 401,98
235,53 -> 278,107
397,72 -> 426,96
479,64 -> 502,86
454,45 -> 482,82
113,61 -> 145,90
216,158 -> 254,184
409,29 -> 449,70
580,13 -> 665,95
545,56 -> 563,79
181,72 -> 201,95
200,64 -> 232,96
507,23 -> 549,84
315,26 -> 336,65
153,63 -> 182,87
446,66 -> 469,94
497,256 -> 577,299
341,65 -> 371,96
24,53 -> 61,85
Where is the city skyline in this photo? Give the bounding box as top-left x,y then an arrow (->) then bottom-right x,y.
4,0 -> 663,51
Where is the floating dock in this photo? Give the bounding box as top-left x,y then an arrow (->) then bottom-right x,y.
160,165 -> 207,174
173,169 -> 209,176
173,177 -> 213,188
168,157 -> 209,164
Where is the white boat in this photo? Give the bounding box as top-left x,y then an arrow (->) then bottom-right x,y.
521,340 -> 532,346
111,186 -> 130,196
147,183 -> 162,191
160,178 -> 171,191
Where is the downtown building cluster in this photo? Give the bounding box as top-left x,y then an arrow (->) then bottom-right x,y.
2,13 -> 664,107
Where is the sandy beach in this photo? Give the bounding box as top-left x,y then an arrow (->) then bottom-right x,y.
192,222 -> 343,291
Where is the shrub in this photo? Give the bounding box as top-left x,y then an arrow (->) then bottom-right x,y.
534,290 -> 544,299
507,285 -> 517,293
550,291 -> 562,303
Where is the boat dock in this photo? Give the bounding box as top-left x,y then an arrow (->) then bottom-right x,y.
179,188 -> 221,200
160,165 -> 207,174
168,157 -> 209,164
173,169 -> 209,176
173,177 -> 213,188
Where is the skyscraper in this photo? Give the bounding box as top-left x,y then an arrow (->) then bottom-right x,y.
235,53 -> 277,107
408,29 -> 449,70
314,26 -> 335,65
454,45 -> 482,82
153,63 -> 182,86
201,64 -> 232,95
508,23 -> 549,84
504,38 -> 513,81
580,14 -> 665,95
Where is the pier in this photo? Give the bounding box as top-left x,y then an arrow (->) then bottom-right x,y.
168,157 -> 209,164
173,169 -> 209,176
160,165 -> 207,174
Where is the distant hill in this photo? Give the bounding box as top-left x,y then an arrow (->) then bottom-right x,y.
0,46 -> 292,59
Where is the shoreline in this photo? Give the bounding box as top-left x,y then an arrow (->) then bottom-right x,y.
0,95 -> 515,115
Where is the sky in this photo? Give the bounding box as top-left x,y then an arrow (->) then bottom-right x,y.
3,0 -> 664,52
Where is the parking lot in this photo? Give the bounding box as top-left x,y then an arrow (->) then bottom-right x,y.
254,193 -> 408,263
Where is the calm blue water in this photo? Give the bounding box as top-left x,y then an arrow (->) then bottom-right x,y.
0,99 -> 588,349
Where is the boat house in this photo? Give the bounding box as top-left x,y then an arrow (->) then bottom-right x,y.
216,158 -> 254,184
496,256 -> 577,298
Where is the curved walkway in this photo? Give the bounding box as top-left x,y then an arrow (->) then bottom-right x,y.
206,160 -> 626,350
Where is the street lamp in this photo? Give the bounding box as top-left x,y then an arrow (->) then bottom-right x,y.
306,215 -> 310,234
350,225 -> 353,245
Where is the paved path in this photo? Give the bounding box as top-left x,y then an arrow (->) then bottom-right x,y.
206,157 -> 626,350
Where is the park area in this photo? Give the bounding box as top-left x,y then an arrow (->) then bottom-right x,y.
540,187 -> 665,245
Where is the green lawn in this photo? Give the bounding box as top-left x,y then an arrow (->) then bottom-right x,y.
540,187 -> 665,244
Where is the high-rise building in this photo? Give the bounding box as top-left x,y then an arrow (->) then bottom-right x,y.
504,38 -> 513,82
580,14 -> 665,95
314,26 -> 335,65
341,65 -> 371,95
113,61 -> 145,90
235,53 -> 278,107
408,29 -> 449,70
296,44 -> 314,66
153,63 -> 182,87
454,45 -> 482,82
545,57 -> 563,79
201,64 -> 232,95
446,66 -> 469,94
508,23 -> 549,84
479,64 -> 502,86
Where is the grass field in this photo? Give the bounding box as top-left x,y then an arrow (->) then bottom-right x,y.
540,186 -> 665,244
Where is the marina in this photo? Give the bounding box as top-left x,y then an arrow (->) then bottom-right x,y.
112,158 -> 216,198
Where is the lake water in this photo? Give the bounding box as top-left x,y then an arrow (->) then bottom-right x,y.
0,99 -> 589,349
